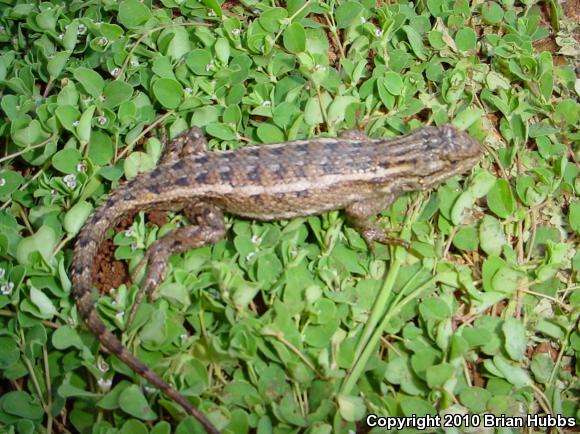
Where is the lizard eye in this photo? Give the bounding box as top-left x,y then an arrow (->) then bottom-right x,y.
450,159 -> 459,165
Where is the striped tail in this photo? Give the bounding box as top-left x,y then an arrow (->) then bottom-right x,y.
71,192 -> 220,434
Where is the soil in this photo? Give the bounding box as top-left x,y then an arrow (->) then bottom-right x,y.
92,211 -> 167,293
92,238 -> 130,292
563,0 -> 580,23
92,214 -> 134,293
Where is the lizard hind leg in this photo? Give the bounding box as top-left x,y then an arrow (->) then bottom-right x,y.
159,126 -> 208,164
344,194 -> 409,252
127,203 -> 225,328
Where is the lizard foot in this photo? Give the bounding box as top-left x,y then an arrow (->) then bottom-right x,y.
126,204 -> 225,329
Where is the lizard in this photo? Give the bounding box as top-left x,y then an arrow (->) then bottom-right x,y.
71,124 -> 482,433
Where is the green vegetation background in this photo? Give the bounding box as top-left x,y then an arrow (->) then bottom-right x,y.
0,0 -> 578,433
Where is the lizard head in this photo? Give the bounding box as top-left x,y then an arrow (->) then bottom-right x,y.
420,124 -> 481,172
387,124 -> 482,192
421,124 -> 482,162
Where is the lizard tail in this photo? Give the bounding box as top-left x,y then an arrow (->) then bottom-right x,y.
71,192 -> 220,434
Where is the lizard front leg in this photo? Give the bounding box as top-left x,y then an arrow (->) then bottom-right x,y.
339,129 -> 369,141
127,202 -> 225,327
159,127 -> 208,164
344,194 -> 409,251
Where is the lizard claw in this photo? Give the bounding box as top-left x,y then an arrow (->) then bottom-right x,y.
360,227 -> 410,253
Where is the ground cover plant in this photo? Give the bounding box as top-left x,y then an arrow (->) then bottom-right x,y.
0,0 -> 579,433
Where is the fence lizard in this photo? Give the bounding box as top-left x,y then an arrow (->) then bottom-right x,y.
71,124 -> 481,433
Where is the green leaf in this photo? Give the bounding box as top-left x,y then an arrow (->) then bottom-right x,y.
426,363 -> 454,388
530,354 -> 554,384
402,25 -> 426,60
1,391 -> 44,419
119,385 -> 157,420
460,387 -> 491,413
73,67 -> 104,97
539,73 -> 553,100
502,318 -> 526,361
481,2 -> 504,24
467,170 -> 496,198
201,0 -> 222,17
335,2 -> 364,29
450,191 -> 475,225
452,109 -> 483,130
124,152 -> 155,179
304,96 -> 325,126
479,216 -> 506,256
206,122 -> 238,140
88,131 -> 114,165
47,51 -> 71,78
554,99 -> 579,125
419,298 -> 450,321
337,395 -> 365,422
16,226 -> 56,265
185,49 -> 214,76
382,72 -> 404,95
0,337 -> 20,370
64,201 -> 93,236
77,105 -> 96,144
56,105 -> 81,132
492,265 -> 522,295
52,148 -> 82,174
11,120 -> 51,147
152,78 -> 183,109
30,286 -> 57,317
535,319 -> 565,339
232,283 -> 260,308
215,37 -> 231,65
487,179 -> 515,218
327,96 -> 357,125
0,170 -> 24,197
151,422 -> 172,434
400,397 -> 437,417
103,81 -> 133,108
259,8 -> 287,32
482,255 -> 522,295
453,227 -> 478,251
120,420 -> 149,434
118,0 -> 152,28
52,325 -> 84,350
257,124 -> 285,143
493,355 -> 533,388
452,336 -> 470,362
283,22 -> 306,54
159,26 -> 192,61
100,23 -> 124,41
36,9 -> 57,31
455,28 -> 477,51
257,365 -> 289,402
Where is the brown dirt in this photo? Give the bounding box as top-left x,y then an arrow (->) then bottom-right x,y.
530,341 -> 559,361
92,211 -> 169,293
533,36 -> 570,66
563,0 -> 580,22
92,213 -> 134,293
533,0 -> 579,66
146,210 -> 168,227
93,238 -> 131,293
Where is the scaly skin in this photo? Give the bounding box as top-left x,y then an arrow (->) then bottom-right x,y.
71,124 -> 481,433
